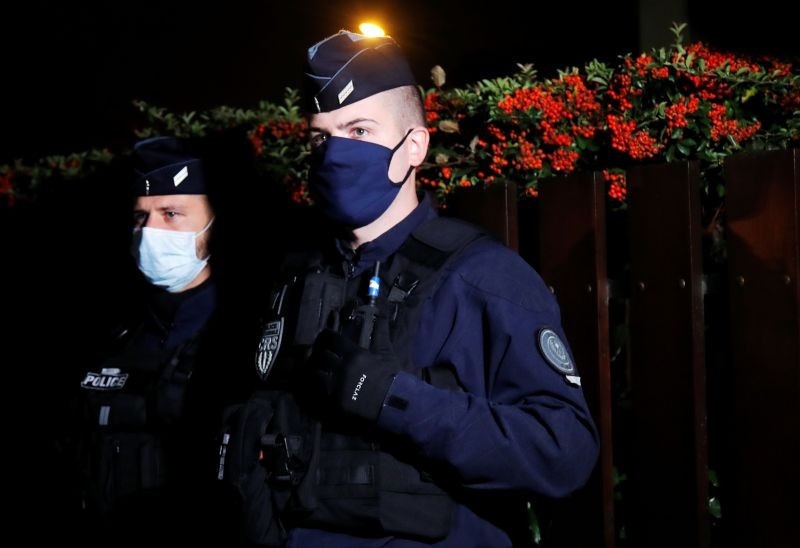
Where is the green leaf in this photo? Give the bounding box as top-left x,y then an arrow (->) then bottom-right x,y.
741,87 -> 758,103
708,496 -> 722,519
708,469 -> 719,487
527,502 -> 542,545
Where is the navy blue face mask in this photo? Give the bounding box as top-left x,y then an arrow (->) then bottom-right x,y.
309,131 -> 414,227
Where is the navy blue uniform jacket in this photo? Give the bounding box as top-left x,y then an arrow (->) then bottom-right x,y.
286,196 -> 599,547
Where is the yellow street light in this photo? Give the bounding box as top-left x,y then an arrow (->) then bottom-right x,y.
358,23 -> 385,37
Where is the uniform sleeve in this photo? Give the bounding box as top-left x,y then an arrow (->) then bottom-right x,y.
376,244 -> 599,498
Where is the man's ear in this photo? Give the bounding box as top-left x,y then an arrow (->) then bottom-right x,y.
406,126 -> 430,167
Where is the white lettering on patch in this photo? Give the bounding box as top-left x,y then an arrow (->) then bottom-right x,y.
80,370 -> 129,391
351,373 -> 367,401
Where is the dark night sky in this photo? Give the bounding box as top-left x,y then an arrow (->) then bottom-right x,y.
2,1 -> 798,164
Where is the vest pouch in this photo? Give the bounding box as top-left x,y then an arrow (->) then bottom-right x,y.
219,397 -> 291,546
294,272 -> 344,345
297,444 -> 454,541
265,392 -> 321,516
160,339 -> 202,422
85,393 -> 148,429
219,397 -> 274,492
300,448 -> 381,536
377,452 -> 454,540
84,431 -> 166,515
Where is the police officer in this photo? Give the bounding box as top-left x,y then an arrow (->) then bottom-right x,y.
74,136 -> 232,544
227,31 -> 600,547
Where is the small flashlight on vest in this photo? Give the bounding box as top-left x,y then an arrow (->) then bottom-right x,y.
368,262 -> 381,304
358,261 -> 381,349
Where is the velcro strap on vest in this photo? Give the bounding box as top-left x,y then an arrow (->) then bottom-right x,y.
393,216 -> 487,293
387,272 -> 421,304
403,217 -> 486,263
318,463 -> 374,486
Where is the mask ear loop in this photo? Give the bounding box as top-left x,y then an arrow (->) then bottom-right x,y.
197,216 -> 215,237
388,129 -> 416,186
194,217 -> 215,260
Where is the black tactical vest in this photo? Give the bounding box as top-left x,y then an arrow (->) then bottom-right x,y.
236,217 -> 486,543
78,324 -> 202,515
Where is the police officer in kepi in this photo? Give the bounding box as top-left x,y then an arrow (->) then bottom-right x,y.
73,136 -> 235,544
221,30 -> 600,547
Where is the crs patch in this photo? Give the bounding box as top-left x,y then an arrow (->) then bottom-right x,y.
255,318 -> 284,381
537,328 -> 581,386
80,368 -> 129,391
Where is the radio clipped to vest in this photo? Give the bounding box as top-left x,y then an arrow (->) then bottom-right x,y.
353,261 -> 382,349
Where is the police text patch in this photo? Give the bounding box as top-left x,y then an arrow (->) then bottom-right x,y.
81,368 -> 129,391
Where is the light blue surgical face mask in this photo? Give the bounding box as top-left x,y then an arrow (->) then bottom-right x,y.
131,219 -> 213,293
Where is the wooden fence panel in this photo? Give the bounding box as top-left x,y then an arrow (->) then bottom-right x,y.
626,162 -> 709,548
441,150 -> 800,548
724,148 -> 800,548
538,171 -> 614,548
443,180 -> 519,250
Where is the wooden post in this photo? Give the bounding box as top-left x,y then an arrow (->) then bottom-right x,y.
724,148 -> 800,548
443,181 -> 519,250
626,161 -> 709,548
538,171 -> 614,548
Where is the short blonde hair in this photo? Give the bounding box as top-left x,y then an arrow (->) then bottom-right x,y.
389,85 -> 426,130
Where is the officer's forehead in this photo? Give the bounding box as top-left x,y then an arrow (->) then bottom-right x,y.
133,193 -> 210,210
308,90 -> 396,131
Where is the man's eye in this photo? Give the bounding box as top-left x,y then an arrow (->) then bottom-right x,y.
166,211 -> 178,219
310,134 -> 328,148
352,127 -> 367,138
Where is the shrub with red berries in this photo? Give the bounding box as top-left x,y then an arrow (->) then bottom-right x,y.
417,23 -> 798,205
2,25 -> 797,209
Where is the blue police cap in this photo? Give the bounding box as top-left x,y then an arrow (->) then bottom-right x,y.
131,136 -> 206,197
304,30 -> 417,113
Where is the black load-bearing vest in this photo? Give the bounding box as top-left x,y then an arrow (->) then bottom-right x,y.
78,323 -> 202,515
239,217 -> 487,543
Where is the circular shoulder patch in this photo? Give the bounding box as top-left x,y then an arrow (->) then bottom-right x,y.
537,328 -> 575,375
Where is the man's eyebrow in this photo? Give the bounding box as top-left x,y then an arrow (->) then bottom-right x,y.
155,204 -> 186,211
309,117 -> 379,133
338,117 -> 378,130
